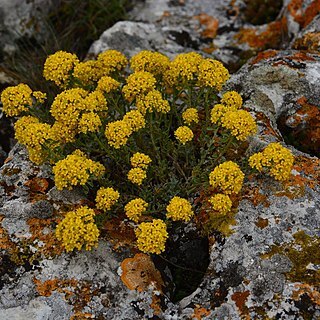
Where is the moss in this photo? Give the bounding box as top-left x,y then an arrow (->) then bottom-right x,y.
262,231 -> 320,286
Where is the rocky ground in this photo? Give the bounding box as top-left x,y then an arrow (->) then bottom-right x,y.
0,0 -> 319,319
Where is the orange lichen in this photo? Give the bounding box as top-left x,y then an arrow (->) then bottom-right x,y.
194,13 -> 219,39
0,215 -> 16,250
192,305 -> 211,320
292,284 -> 320,305
34,278 -> 78,297
235,17 -> 287,50
293,32 -> 320,52
250,50 -> 278,65
288,0 -> 320,28
231,291 -> 250,314
103,215 -> 136,250
24,177 -> 49,194
150,294 -> 162,316
27,218 -> 64,257
243,187 -> 270,207
255,112 -> 282,139
120,253 -> 164,292
255,217 -> 269,229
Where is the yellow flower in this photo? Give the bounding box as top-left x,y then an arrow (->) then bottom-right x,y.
164,52 -> 203,86
135,219 -> 168,254
73,60 -> 103,85
127,168 -> 147,185
209,161 -> 244,194
122,71 -> 156,101
96,76 -> 120,94
208,194 -> 232,215
130,152 -> 152,169
83,90 -> 108,113
50,88 -> 88,126
43,50 -> 79,88
95,187 -> 120,211
32,91 -> 47,104
123,110 -> 146,132
14,116 -> 39,143
105,120 -> 132,149
248,142 -> 294,181
221,91 -> 242,109
166,196 -> 194,222
174,126 -> 194,144
1,83 -> 32,117
97,49 -> 127,75
198,59 -> 229,90
124,198 -> 148,222
78,112 -> 102,134
51,121 -> 77,143
130,50 -> 170,75
210,104 -> 230,124
221,110 -> 257,141
136,90 -> 170,114
53,150 -> 105,190
56,206 -> 99,252
182,108 -> 199,125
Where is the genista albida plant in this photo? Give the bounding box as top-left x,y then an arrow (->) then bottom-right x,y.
1,49 -> 294,254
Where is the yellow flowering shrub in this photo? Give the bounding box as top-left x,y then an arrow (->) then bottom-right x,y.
174,126 -> 194,144
56,206 -> 99,252
209,161 -> 245,195
249,142 -> 294,181
127,168 -> 147,185
43,50 -> 79,88
182,108 -> 199,125
124,198 -> 148,222
122,71 -> 156,101
1,84 -> 32,116
135,219 -> 168,254
2,49 -> 295,257
166,196 -> 194,222
130,152 -> 152,169
53,150 -> 105,190
96,187 -> 120,211
130,50 -> 170,76
221,110 -> 257,141
208,194 -> 232,215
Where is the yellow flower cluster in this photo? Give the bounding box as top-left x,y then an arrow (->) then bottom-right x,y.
14,116 -> 53,164
135,219 -> 168,254
95,187 -> 120,211
97,50 -> 128,75
105,120 -> 132,149
78,112 -> 102,134
53,150 -> 105,190
56,206 -> 99,252
32,91 -> 47,104
210,104 -> 231,124
96,76 -> 120,94
130,50 -> 170,76
164,52 -> 203,86
43,51 -> 79,87
248,142 -> 294,181
166,196 -> 194,222
198,59 -> 230,91
124,198 -> 148,222
130,152 -> 152,169
209,161 -> 244,194
182,108 -> 199,125
123,110 -> 146,132
174,126 -> 194,144
221,91 -> 243,109
73,60 -> 103,86
1,83 -> 32,117
122,71 -> 156,101
208,193 -> 232,215
136,90 -> 170,114
221,110 -> 257,141
83,91 -> 108,113
127,167 -> 147,185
